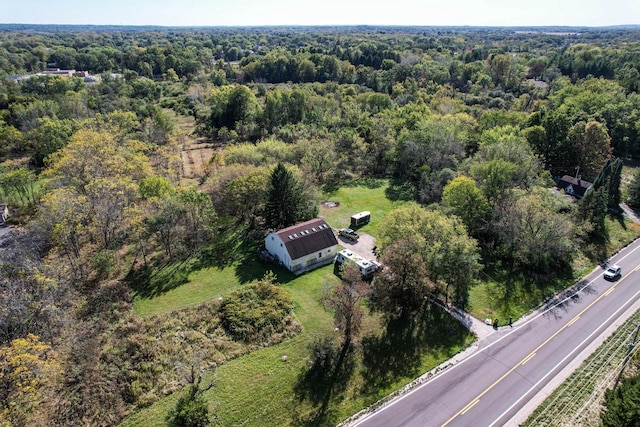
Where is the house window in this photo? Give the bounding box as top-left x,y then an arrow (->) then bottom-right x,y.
280,243 -> 283,247
271,236 -> 274,240
319,252 -> 322,257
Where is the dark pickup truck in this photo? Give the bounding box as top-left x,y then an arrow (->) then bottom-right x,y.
338,228 -> 359,242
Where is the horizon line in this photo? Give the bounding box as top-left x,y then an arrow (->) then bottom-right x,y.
1,23 -> 639,29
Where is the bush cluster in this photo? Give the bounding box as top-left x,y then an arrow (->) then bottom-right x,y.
220,280 -> 298,343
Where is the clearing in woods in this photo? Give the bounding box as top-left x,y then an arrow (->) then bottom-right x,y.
181,144 -> 215,179
165,108 -> 217,180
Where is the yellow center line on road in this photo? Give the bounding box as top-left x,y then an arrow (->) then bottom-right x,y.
520,353 -> 536,366
460,399 -> 479,415
441,267 -> 635,427
566,316 -> 580,327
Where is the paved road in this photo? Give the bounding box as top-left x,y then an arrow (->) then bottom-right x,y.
352,239 -> 640,427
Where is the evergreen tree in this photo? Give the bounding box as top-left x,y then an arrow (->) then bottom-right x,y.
578,186 -> 608,241
607,158 -> 623,210
264,163 -> 317,229
591,157 -> 623,212
627,168 -> 640,209
601,375 -> 640,427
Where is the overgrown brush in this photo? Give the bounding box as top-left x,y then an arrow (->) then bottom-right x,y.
53,278 -> 301,426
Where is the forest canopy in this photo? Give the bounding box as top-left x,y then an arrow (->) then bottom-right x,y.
1,24 -> 639,426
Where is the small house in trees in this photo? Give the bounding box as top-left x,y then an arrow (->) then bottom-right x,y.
556,176 -> 592,200
0,204 -> 8,224
265,218 -> 338,274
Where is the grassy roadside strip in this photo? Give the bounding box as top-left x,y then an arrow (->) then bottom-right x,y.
122,179 -> 640,426
468,216 -> 640,323
523,309 -> 640,426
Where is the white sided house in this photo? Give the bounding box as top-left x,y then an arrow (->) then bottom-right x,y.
265,218 -> 339,274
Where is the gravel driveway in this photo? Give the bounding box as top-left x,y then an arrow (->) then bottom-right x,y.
335,231 -> 377,260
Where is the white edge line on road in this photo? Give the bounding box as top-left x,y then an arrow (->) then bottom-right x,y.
348,240 -> 640,427
487,285 -> 640,427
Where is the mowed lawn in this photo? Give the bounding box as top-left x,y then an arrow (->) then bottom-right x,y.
124,180 -> 441,426
133,179 -> 401,318
124,258 -> 473,426
467,215 -> 640,322
125,178 -> 640,426
123,264 -> 341,427
133,264 -> 242,317
319,179 -> 409,236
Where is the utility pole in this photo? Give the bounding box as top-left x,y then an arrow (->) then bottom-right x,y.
614,322 -> 640,390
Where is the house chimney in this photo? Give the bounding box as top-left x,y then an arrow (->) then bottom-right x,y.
578,175 -> 581,187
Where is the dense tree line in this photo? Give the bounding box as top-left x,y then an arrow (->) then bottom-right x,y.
0,25 -> 639,425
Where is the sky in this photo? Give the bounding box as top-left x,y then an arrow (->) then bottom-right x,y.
4,0 -> 640,27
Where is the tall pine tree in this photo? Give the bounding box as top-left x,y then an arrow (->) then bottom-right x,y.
591,157 -> 623,211
264,163 -> 317,230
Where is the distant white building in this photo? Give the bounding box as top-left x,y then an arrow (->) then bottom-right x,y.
0,204 -> 8,224
265,218 -> 338,274
556,175 -> 593,201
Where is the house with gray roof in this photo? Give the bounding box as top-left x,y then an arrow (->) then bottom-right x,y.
556,175 -> 592,200
0,204 -> 7,224
264,218 -> 338,274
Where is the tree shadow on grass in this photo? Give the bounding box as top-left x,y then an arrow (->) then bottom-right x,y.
344,178 -> 385,189
480,260 -> 578,318
126,258 -> 195,300
360,305 -> 469,395
293,337 -> 356,427
195,218 -> 253,270
384,179 -> 416,202
613,211 -> 627,230
196,219 -> 297,285
582,241 -> 608,265
235,257 -> 298,285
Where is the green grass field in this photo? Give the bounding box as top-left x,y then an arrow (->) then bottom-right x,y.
123,180 -> 473,426
124,180 -> 640,427
132,263 -> 239,317
319,178 -> 409,236
124,258 -> 473,426
132,179 -> 403,318
123,264 -> 341,427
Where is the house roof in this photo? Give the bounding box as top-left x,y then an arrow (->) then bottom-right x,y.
274,218 -> 338,261
556,175 -> 592,199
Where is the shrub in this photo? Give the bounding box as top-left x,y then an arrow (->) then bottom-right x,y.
165,386 -> 210,427
219,280 -> 295,343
